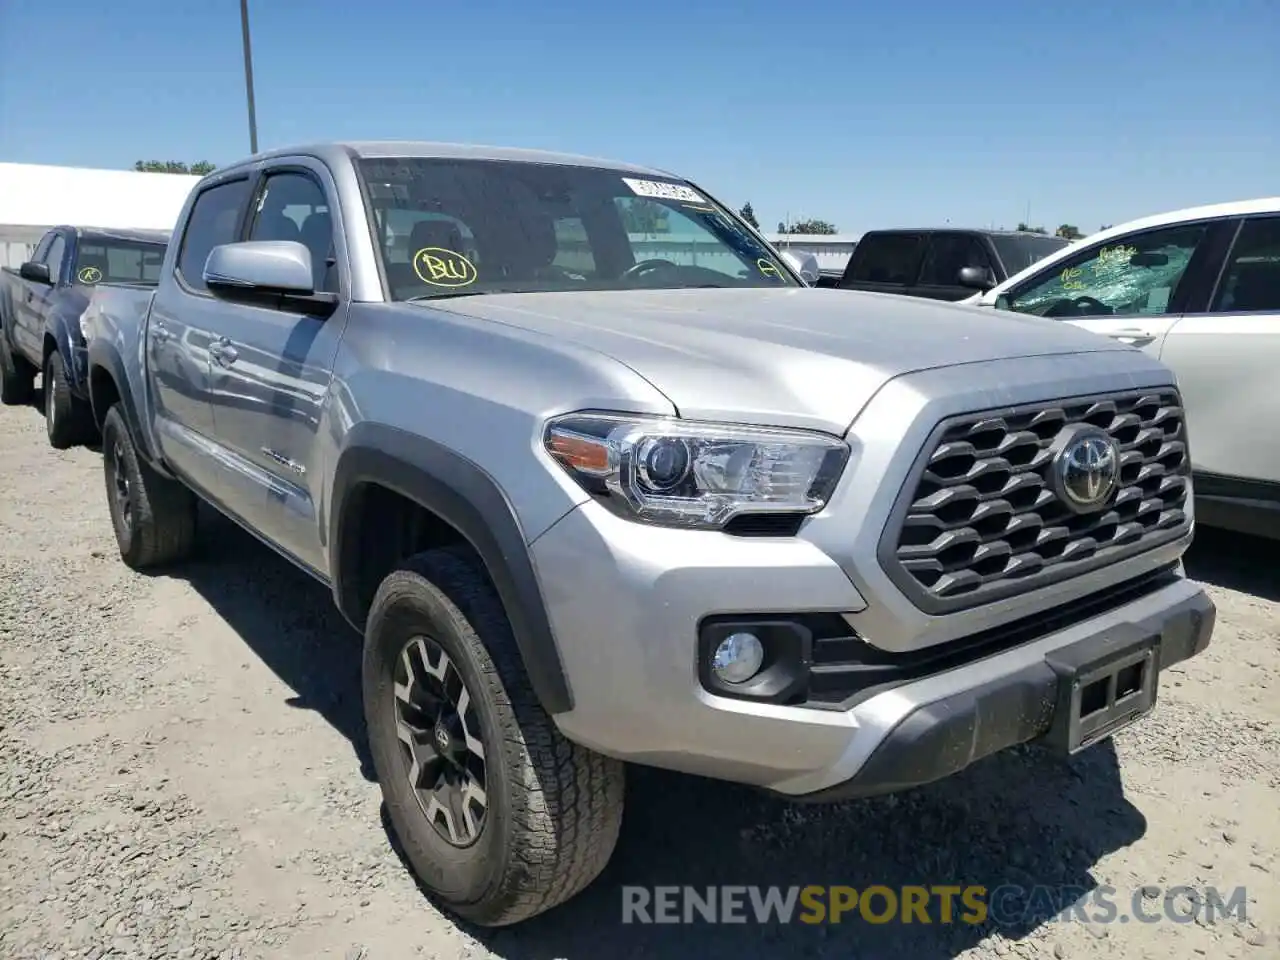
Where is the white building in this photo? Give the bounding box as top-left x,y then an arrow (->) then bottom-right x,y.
0,162 -> 202,267
765,233 -> 860,275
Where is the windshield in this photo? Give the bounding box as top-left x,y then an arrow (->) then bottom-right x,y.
990,234 -> 1070,276
73,239 -> 166,286
355,157 -> 798,300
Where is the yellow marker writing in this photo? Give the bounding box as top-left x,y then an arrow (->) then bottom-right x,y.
412,247 -> 477,288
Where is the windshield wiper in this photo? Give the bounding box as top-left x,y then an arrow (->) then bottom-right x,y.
403,290 -> 496,303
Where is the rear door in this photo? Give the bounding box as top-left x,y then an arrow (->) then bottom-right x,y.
1158,214 -> 1280,489
994,218 -> 1235,355
911,232 -> 996,300
836,231 -> 925,296
201,160 -> 349,574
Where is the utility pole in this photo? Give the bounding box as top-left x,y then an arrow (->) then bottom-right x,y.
240,0 -> 259,154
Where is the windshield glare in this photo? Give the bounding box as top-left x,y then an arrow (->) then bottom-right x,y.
356,158 -> 797,300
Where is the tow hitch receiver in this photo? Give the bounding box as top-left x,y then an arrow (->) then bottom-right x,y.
1042,623 -> 1160,755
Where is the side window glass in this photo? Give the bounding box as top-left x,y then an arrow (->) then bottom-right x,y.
177,179 -> 252,293
846,234 -> 922,285
1211,217 -> 1280,313
44,235 -> 66,278
918,235 -> 991,286
1004,224 -> 1207,318
248,172 -> 337,293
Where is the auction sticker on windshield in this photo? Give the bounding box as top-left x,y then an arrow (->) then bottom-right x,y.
622,178 -> 705,204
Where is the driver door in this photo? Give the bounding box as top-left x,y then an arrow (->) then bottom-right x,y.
995,220 -> 1232,358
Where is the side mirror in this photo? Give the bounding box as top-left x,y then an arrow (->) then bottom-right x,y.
19,261 -> 52,285
780,250 -> 821,285
957,265 -> 995,290
204,240 -> 336,315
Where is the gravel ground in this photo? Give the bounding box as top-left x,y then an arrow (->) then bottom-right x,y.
1,395 -> 1277,960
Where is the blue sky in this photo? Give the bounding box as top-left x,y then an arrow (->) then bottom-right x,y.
2,0 -> 1277,235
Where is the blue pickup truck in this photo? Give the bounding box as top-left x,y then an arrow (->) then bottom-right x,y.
0,226 -> 169,448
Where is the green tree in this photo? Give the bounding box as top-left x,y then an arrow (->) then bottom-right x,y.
133,160 -> 217,175
784,219 -> 837,235
1016,222 -> 1048,234
739,202 -> 760,229
1055,224 -> 1083,240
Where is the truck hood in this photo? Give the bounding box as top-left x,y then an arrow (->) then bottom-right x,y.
427,287 -> 1137,434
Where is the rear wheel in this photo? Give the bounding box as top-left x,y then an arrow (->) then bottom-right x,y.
101,404 -> 198,568
0,332 -> 36,406
44,351 -> 98,448
363,547 -> 625,926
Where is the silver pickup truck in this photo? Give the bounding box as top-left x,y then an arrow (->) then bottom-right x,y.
83,141 -> 1215,927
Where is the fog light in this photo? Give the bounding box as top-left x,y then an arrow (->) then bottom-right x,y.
712,632 -> 765,684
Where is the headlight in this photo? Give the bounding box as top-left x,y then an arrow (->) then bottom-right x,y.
543,412 -> 850,529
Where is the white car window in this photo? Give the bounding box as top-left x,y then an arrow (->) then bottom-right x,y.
1211,217 -> 1280,313
1000,223 -> 1207,319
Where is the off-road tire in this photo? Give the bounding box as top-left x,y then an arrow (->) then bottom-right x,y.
0,330 -> 36,406
101,403 -> 198,569
363,546 -> 625,927
44,350 -> 99,449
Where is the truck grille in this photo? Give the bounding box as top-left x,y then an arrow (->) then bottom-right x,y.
879,389 -> 1191,613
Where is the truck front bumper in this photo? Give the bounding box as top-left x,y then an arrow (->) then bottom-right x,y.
530,500 -> 1215,799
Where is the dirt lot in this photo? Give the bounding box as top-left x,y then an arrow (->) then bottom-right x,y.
0,396 -> 1277,960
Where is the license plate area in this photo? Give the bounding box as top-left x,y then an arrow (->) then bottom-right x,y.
1042,623 -> 1160,755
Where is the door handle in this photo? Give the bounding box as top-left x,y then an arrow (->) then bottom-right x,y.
1107,327 -> 1158,345
209,339 -> 238,367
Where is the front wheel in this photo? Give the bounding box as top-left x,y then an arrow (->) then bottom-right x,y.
363,547 -> 625,926
44,351 -> 98,449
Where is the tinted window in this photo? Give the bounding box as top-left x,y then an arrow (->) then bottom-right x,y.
989,234 -> 1070,275
247,171 -> 337,293
73,240 -> 166,286
1001,224 -> 1207,318
1211,217 -> 1280,313
44,235 -> 66,277
918,234 -> 992,286
845,233 -> 923,285
177,179 -> 252,292
357,157 -> 795,301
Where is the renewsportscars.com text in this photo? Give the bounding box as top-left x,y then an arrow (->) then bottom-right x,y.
621,884 -> 1250,926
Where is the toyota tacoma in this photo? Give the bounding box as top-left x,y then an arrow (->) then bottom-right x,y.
82,141 -> 1215,927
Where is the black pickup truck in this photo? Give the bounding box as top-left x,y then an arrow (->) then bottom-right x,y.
819,228 -> 1069,300
0,226 -> 169,447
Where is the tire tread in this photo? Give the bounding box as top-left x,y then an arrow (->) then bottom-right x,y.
368,546 -> 624,926
102,404 -> 197,568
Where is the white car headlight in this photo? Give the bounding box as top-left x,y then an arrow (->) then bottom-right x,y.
543,412 -> 850,529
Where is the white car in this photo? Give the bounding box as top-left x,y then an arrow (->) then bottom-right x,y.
965,197 -> 1280,540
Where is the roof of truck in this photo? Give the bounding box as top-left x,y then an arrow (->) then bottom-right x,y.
860,227 -> 1069,240
216,141 -> 677,178
61,226 -> 170,244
